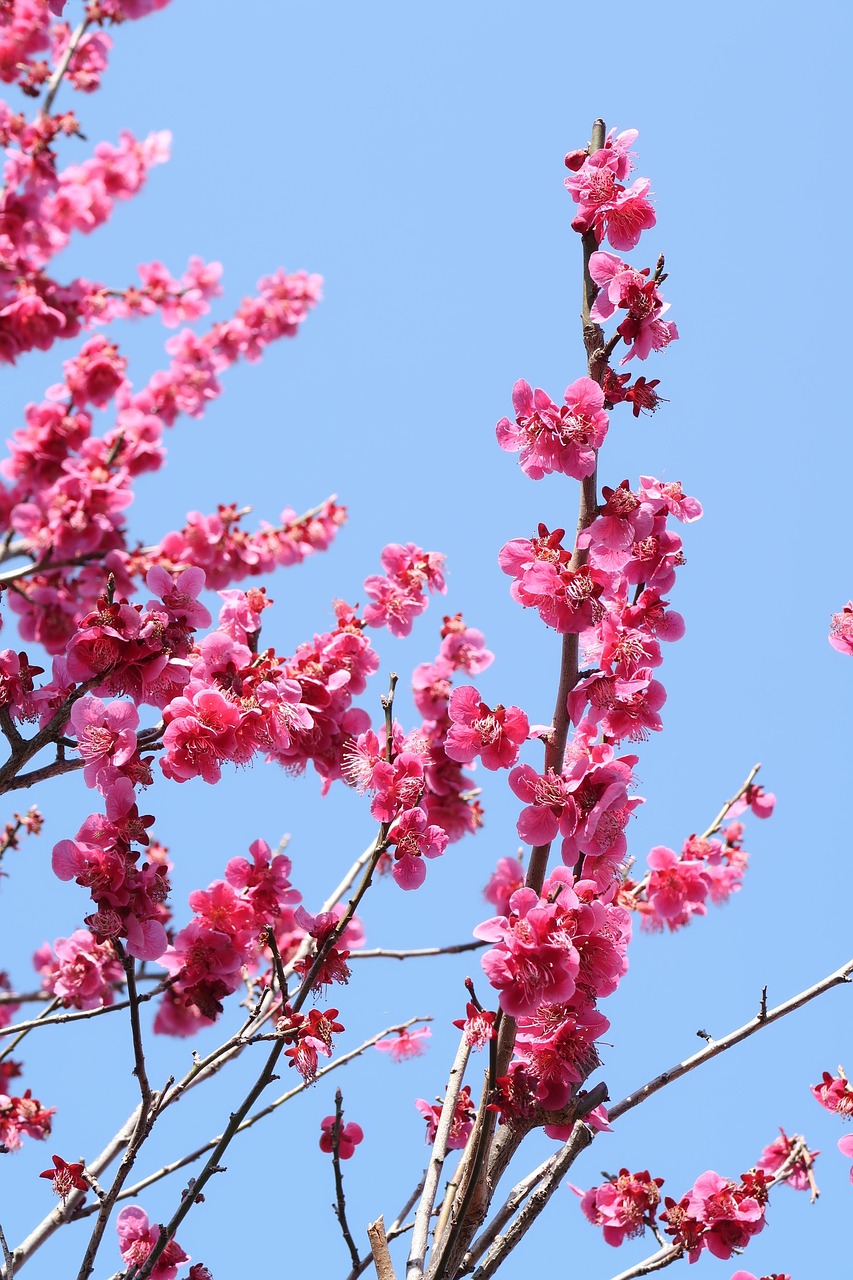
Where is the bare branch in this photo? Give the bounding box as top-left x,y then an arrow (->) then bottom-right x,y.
367,1217 -> 398,1280
329,1089 -> 361,1270
349,941 -> 486,961
609,957 -> 853,1123
407,1033 -> 471,1279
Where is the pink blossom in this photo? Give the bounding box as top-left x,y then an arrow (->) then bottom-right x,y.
756,1128 -> 818,1191
576,1168 -> 664,1247
445,685 -> 529,770
811,1070 -> 853,1116
386,807 -> 449,890
33,929 -> 122,1010
829,601 -> 853,655
474,874 -> 581,1017
483,856 -> 525,914
453,1003 -> 496,1051
644,845 -> 710,924
146,564 -> 212,630
319,1115 -> 364,1159
116,1206 -> 188,1280
496,376 -> 608,480
375,1026 -> 432,1061
415,1084 -> 475,1149
69,695 -> 139,791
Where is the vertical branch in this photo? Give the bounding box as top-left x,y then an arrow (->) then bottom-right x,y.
330,1090 -> 361,1270
406,1033 -> 471,1279
426,119 -> 611,1280
367,1218 -> 398,1280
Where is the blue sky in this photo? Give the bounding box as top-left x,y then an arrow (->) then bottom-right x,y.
3,2 -> 852,1278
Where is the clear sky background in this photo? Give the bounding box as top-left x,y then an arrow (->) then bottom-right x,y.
3,2 -> 852,1278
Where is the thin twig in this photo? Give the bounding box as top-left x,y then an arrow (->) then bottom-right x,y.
349,941 -> 486,961
73,1017 -> 431,1218
700,762 -> 762,840
0,1224 -> 14,1280
330,1089 -> 361,1269
470,1118 -> 597,1280
609,957 -> 853,1123
42,17 -> 92,115
0,997 -> 59,1064
0,981 -> 168,1039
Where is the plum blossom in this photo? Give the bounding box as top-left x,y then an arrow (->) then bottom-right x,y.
116,1206 -> 188,1280
386,807 -> 449,890
756,1129 -> 818,1191
39,1154 -> 87,1202
575,1168 -> 664,1246
445,685 -> 529,770
319,1115 -> 364,1159
415,1084 -> 475,1149
496,377 -> 609,480
375,1026 -> 432,1061
69,695 -> 139,791
33,929 -> 122,1009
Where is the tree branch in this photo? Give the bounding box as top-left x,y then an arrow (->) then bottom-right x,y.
609,957 -> 853,1123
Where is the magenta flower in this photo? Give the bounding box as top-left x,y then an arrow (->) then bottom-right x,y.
33,929 -> 123,1010
756,1128 -> 818,1191
415,1084 -> 475,1149
116,1206 -> 188,1280
375,1026 -> 432,1061
70,695 -> 139,791
146,564 -> 212,630
830,601 -> 853,655
39,1154 -> 87,1203
445,685 -> 529,770
811,1070 -> 853,1116
386,807 -> 449,890
474,878 -> 580,1017
319,1115 -> 364,1159
576,1168 -> 664,1247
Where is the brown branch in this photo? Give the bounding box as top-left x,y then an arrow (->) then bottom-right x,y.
0,1224 -> 14,1280
349,941 -> 486,961
609,957 -> 853,1123
0,980 -> 169,1039
346,1179 -> 426,1280
73,1017 -> 431,1220
0,997 -> 59,1064
330,1090 -> 361,1270
470,1118 -> 597,1280
407,1033 -> 471,1279
367,1217 -> 398,1280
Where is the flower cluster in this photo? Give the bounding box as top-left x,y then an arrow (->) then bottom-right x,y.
277,1005 -> 345,1082
115,1205 -> 188,1280
476,866 -> 629,1115
620,819 -> 754,932
51,777 -> 169,960
342,612 -> 493,887
563,127 -> 655,251
660,1169 -> 770,1262
415,1083 -> 476,1149
812,1068 -> 853,1181
575,1168 -> 664,1246
155,837 -> 300,1035
362,542 -> 447,637
33,927 -> 123,1009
